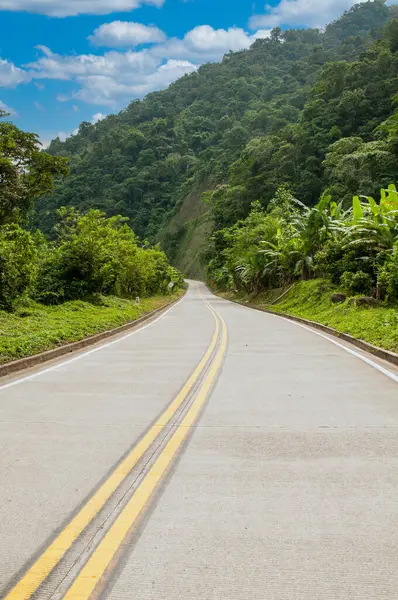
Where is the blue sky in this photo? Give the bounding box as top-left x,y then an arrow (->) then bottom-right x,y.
0,0 -> 370,146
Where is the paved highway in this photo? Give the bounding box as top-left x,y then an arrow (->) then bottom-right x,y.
1,281 -> 397,599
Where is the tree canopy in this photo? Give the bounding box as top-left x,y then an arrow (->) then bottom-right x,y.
37,1 -> 396,255
0,110 -> 68,225
0,113 -> 181,311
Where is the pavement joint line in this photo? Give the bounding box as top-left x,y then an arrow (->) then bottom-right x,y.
2,292 -> 220,600
60,307 -> 228,600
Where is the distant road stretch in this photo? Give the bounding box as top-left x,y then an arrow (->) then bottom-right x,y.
1,281 -> 397,600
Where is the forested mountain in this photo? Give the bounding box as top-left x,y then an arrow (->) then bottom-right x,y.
39,0 -> 398,275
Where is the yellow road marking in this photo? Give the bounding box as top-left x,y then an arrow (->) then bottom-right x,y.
4,304 -> 219,600
63,310 -> 228,600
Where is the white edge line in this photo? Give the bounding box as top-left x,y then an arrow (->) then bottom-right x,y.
218,294 -> 398,384
0,294 -> 186,392
289,319 -> 398,384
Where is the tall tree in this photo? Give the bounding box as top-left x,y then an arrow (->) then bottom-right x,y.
0,110 -> 68,225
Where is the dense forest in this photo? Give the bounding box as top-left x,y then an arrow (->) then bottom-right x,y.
207,185 -> 398,301
0,110 -> 182,312
2,0 -> 393,308
0,0 -> 397,356
39,0 -> 398,274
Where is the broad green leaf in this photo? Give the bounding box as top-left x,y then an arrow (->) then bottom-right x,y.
352,196 -> 363,221
330,201 -> 338,217
367,196 -> 379,216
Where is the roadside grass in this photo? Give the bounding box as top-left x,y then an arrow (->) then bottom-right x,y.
0,292 -> 183,365
222,280 -> 398,353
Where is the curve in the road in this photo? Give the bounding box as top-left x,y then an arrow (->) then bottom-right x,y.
3,295 -> 224,600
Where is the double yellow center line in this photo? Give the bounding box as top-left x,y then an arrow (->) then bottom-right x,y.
5,298 -> 227,600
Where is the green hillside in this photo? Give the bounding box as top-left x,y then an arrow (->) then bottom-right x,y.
37,1 -> 398,275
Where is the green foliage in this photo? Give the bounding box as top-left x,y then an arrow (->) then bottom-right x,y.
208,185 -> 398,302
0,293 -> 183,364
340,270 -> 373,295
379,245 -> 398,300
269,279 -> 398,353
35,209 -> 179,305
0,106 -> 181,329
323,139 -> 398,205
0,110 -> 68,225
0,225 -> 37,310
35,1 -> 394,253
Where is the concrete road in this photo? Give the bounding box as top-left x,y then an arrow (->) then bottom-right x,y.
1,282 -> 397,600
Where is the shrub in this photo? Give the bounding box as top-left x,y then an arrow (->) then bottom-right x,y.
0,225 -> 37,310
379,245 -> 398,301
35,209 -> 181,304
140,247 -> 171,296
34,250 -> 66,305
340,270 -> 373,295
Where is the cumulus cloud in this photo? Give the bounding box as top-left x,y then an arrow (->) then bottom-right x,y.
70,60 -> 197,105
27,47 -> 160,80
90,21 -> 167,48
21,25 -> 269,106
0,58 -> 30,87
0,0 -> 164,17
250,0 -> 362,29
31,42 -> 196,106
153,25 -> 271,62
185,25 -> 256,52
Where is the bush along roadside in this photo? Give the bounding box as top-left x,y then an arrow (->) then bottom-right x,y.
207,185 -> 398,353
0,111 -> 184,365
0,209 -> 184,364
272,280 -> 398,354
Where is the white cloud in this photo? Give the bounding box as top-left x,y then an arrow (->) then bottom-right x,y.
27,47 -> 160,80
250,0 -> 362,29
153,26 -> 271,62
0,58 -> 30,87
34,100 -> 44,111
185,25 -> 255,52
27,44 -> 197,105
39,138 -> 51,148
57,132 -> 69,141
0,0 -> 164,17
254,29 -> 274,40
90,21 -> 166,48
0,99 -> 16,115
24,25 -> 269,106
70,60 -> 197,105
72,104 -> 79,112
91,112 -> 106,123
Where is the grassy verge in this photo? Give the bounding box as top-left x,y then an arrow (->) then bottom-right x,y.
221,280 -> 398,354
0,291 -> 183,365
